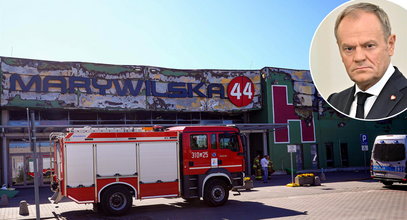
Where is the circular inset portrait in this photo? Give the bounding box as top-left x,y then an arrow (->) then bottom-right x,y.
310,0 -> 407,121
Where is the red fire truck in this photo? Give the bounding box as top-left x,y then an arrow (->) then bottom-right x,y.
49,125 -> 247,215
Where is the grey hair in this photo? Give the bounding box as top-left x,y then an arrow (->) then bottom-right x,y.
334,2 -> 391,41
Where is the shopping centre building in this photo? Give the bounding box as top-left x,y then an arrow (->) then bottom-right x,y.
1,56 -> 406,187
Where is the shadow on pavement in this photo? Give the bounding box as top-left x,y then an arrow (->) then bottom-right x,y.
383,184 -> 407,191
60,199 -> 306,220
5,171 -> 373,208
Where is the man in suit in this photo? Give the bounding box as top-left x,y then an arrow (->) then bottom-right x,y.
328,2 -> 407,120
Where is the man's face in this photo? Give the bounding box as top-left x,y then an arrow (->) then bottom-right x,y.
337,11 -> 396,91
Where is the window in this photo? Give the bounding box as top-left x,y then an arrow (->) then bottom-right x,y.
40,110 -> 68,120
190,135 -> 208,150
373,144 -> 406,162
325,142 -> 334,168
98,112 -> 126,124
9,110 -> 30,120
211,134 -> 217,149
340,143 -> 349,167
219,133 -> 239,152
69,110 -> 97,125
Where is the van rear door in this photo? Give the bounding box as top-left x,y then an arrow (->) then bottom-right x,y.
372,142 -> 406,180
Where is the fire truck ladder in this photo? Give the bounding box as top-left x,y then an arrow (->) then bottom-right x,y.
66,127 -> 145,133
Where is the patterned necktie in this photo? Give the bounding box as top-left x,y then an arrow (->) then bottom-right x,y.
356,92 -> 372,119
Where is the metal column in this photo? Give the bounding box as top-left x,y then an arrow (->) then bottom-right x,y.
1,110 -> 9,186
263,132 -> 268,156
245,134 -> 251,176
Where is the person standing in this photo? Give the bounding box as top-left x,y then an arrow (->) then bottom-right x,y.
266,155 -> 275,180
260,155 -> 269,183
252,155 -> 262,180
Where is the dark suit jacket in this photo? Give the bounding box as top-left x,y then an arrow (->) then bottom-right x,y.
328,67 -> 407,119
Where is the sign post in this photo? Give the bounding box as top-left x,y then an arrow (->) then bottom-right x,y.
360,134 -> 368,170
27,109 -> 40,220
287,145 -> 297,184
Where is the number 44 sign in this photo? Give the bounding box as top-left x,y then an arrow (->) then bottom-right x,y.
227,76 -> 255,107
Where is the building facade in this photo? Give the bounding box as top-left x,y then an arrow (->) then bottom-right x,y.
0,56 -> 265,187
253,67 -> 407,173
1,56 -> 406,187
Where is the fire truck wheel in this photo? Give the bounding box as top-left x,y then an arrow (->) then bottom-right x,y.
203,179 -> 229,207
101,185 -> 132,215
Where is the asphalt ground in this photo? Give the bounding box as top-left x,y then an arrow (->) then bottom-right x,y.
3,170 -> 406,220
2,170 -> 371,208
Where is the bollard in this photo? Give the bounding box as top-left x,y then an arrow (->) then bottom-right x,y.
19,200 -> 29,216
320,168 -> 326,181
314,176 -> 321,186
0,194 -> 8,206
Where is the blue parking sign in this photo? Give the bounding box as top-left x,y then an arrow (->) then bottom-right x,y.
360,134 -> 368,146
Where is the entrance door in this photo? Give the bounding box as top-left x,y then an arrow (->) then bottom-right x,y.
10,153 -> 52,187
295,145 -> 304,171
248,133 -> 264,175
9,140 -> 54,187
10,155 -> 28,186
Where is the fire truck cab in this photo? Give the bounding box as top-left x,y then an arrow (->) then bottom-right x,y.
49,125 -> 246,215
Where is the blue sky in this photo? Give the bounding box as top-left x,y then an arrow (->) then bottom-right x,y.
0,0 -> 349,70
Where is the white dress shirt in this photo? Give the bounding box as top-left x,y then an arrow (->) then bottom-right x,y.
349,64 -> 395,118
260,157 -> 268,168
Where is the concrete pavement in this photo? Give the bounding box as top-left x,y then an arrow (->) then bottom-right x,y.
2,170 -> 406,220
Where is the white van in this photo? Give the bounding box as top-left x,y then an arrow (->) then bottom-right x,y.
371,135 -> 407,186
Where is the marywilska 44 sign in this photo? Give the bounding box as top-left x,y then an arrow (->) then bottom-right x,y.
0,57 -> 261,112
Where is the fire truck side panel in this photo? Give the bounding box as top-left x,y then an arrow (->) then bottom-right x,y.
138,141 -> 180,199
96,143 -> 137,177
65,143 -> 95,203
67,187 -> 95,203
66,143 -> 94,188
139,182 -> 179,199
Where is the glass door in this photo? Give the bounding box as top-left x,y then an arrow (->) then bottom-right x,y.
9,140 -> 53,187
10,155 -> 27,186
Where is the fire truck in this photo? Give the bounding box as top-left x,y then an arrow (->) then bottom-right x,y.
49,125 -> 247,215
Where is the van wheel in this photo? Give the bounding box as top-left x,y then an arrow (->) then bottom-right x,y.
382,181 -> 393,186
101,185 -> 132,215
203,179 -> 229,207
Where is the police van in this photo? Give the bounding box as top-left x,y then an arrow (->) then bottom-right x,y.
371,135 -> 407,186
